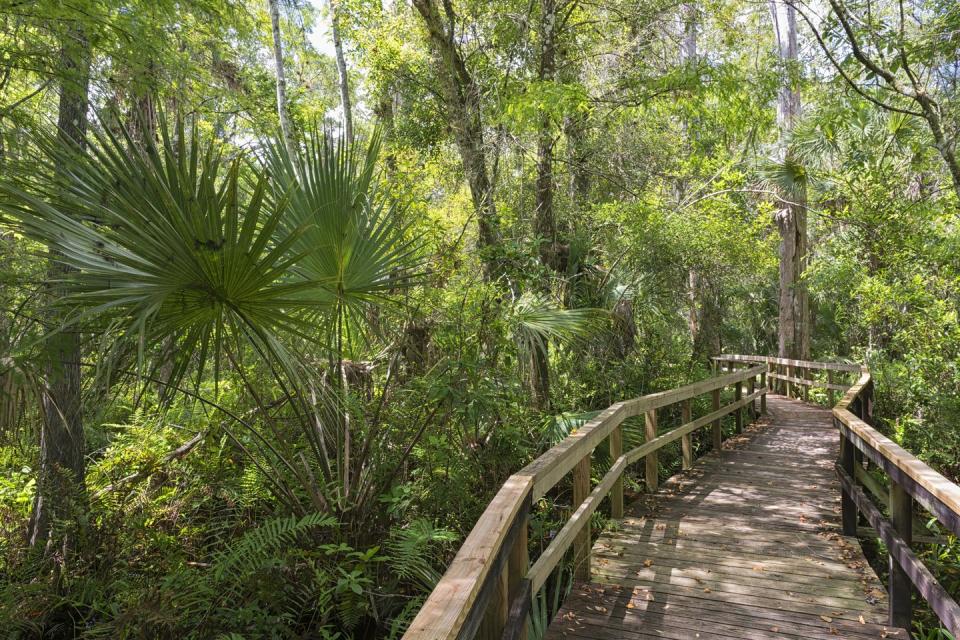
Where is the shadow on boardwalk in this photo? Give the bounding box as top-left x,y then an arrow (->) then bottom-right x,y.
545,395 -> 908,640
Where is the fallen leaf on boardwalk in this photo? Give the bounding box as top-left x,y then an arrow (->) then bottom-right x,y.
770,627 -> 779,632
858,615 -> 865,624
643,559 -> 653,567
703,588 -> 711,593
819,615 -> 833,622
626,603 -> 634,609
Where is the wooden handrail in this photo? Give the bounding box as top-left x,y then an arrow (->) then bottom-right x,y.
713,354 -> 861,405
714,353 -> 862,372
834,370 -> 960,635
403,364 -> 767,640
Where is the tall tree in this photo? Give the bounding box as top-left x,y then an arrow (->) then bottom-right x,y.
535,0 -> 559,274
789,0 -> 960,203
770,0 -> 809,359
412,0 -> 501,280
29,18 -> 91,555
527,0 -> 563,409
268,0 -> 296,156
329,0 -> 353,141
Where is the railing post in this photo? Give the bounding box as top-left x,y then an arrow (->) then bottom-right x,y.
839,426 -> 858,536
748,374 -> 756,420
479,561 -> 508,640
767,361 -> 773,392
734,380 -> 743,432
711,388 -> 722,450
802,367 -> 809,402
506,515 -> 530,640
609,424 -> 623,519
888,479 -> 913,630
760,370 -> 767,414
479,507 -> 529,640
827,370 -> 835,407
573,454 -> 591,582
681,399 -> 693,470
645,408 -> 658,492
786,364 -> 793,398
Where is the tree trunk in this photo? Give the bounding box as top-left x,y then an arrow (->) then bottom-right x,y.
330,0 -> 353,141
535,0 -> 558,272
412,0 -> 501,280
678,2 -> 723,365
527,0 -> 564,409
770,0 -> 809,359
29,20 -> 91,557
268,0 -> 296,157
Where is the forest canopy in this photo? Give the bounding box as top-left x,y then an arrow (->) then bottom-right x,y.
0,0 -> 959,638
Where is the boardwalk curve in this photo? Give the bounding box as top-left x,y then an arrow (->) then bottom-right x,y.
545,395 -> 907,640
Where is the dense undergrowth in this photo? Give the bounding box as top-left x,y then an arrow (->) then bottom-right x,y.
2,0 -> 960,638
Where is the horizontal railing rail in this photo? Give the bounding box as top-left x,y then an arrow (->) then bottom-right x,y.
403,365 -> 767,640
835,371 -> 960,635
714,354 -> 861,406
721,353 -> 960,633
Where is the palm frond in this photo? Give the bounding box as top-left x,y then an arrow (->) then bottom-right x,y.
509,293 -> 606,358
756,154 -> 809,199
0,117 -> 331,393
262,126 -> 424,350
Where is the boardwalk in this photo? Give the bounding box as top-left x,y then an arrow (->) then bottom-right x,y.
545,395 -> 908,640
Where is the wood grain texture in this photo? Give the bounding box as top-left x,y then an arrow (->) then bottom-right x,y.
645,409 -> 658,492
572,455 -> 592,582
714,354 -> 861,372
528,456 -> 627,592
545,396 -> 908,640
837,464 -> 960,635
836,372 -> 960,535
404,475 -> 533,640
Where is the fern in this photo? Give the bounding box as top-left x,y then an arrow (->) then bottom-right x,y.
212,512 -> 337,586
386,519 -> 458,592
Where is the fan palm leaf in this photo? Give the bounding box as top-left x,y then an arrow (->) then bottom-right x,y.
262,127 -> 422,352
0,118 -> 328,392
509,293 -> 606,360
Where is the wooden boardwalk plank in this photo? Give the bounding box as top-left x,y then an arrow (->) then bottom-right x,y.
545,395 -> 908,640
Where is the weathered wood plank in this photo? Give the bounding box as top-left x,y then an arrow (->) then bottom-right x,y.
545,396 -> 909,640
837,464 -> 960,635
835,399 -> 960,537
624,389 -> 764,465
527,456 -> 627,592
714,354 -> 861,372
406,475 -> 532,640
572,454 -> 591,583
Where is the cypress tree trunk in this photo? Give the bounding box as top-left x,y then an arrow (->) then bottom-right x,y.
268,0 -> 296,157
29,20 -> 91,557
770,0 -> 809,360
330,0 -> 353,141
412,0 -> 502,280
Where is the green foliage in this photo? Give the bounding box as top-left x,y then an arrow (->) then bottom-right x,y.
2,0 -> 960,638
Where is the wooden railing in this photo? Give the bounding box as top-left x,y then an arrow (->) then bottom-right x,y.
718,354 -> 960,635
403,365 -> 767,640
713,353 -> 862,406
836,370 -> 960,635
